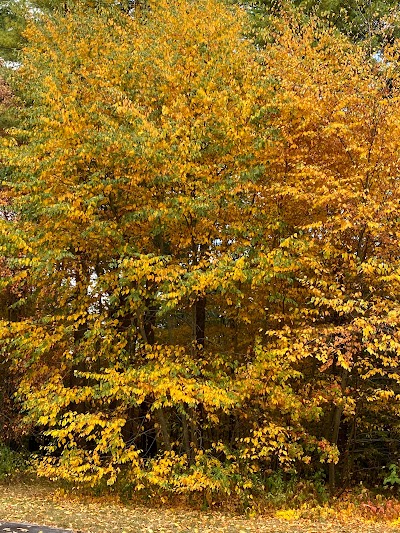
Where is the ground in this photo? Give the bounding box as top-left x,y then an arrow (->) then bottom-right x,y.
0,482 -> 400,533
0,524 -> 69,533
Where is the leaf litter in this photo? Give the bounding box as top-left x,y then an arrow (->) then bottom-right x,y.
0,481 -> 399,533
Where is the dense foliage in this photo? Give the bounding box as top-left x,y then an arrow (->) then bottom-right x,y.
1,0 -> 400,500
249,0 -> 400,44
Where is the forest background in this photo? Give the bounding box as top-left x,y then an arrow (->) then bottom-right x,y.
1,0 -> 400,508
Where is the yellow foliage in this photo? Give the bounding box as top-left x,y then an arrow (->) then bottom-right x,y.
2,0 -> 400,496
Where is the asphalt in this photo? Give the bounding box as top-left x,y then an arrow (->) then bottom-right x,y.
0,524 -> 73,533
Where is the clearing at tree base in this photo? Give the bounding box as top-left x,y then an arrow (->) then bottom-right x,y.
1,519 -> 400,533
1,482 -> 400,533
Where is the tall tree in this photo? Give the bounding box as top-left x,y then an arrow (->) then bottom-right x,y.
256,13 -> 400,491
3,0 -> 400,497
2,0 -> 289,489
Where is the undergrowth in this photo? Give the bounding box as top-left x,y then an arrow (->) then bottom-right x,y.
0,444 -> 30,480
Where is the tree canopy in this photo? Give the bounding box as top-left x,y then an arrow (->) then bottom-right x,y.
1,0 -> 400,498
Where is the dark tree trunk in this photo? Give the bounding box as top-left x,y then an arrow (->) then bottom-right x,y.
193,296 -> 206,348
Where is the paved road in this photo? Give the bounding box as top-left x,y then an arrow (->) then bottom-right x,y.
0,524 -> 72,533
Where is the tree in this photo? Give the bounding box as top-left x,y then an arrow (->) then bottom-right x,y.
3,0 -> 400,497
2,0 -> 299,490
256,13 -> 400,491
0,0 -> 139,63
243,0 -> 400,52
0,1 -> 25,62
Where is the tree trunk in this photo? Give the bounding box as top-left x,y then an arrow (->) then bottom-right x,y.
329,369 -> 348,494
192,296 -> 206,348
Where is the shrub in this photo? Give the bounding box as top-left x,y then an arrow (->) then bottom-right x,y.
0,444 -> 28,480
